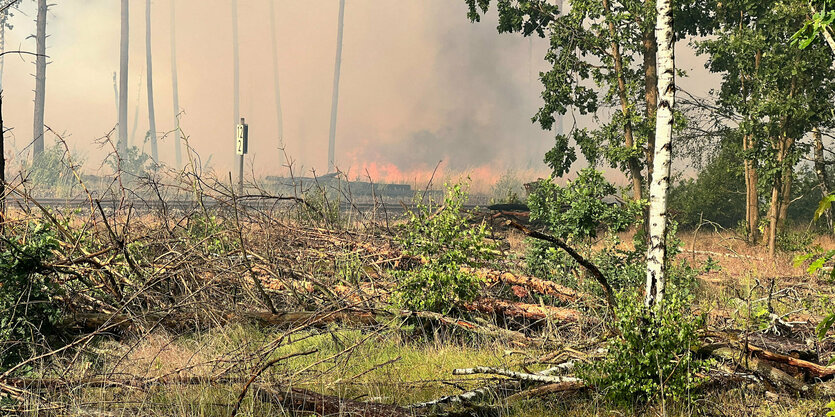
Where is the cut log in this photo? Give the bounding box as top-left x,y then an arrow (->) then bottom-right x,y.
707,346 -> 809,392
463,298 -> 580,322
452,366 -> 583,384
465,268 -> 586,303
254,384 -> 411,417
746,344 -> 835,380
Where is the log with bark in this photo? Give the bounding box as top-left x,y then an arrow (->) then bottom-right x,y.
463,298 -> 580,322
465,267 -> 587,303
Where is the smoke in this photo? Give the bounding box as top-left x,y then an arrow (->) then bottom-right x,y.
0,1 -> 716,188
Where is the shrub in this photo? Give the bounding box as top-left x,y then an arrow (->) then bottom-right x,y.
580,287 -> 704,405
394,182 -> 494,312
0,222 -> 63,372
489,170 -> 524,205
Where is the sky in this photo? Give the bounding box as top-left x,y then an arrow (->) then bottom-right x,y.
0,0 -> 718,188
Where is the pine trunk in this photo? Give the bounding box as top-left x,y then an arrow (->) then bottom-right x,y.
328,0 -> 346,173
118,0 -> 129,154
146,0 -> 158,162
170,0 -> 182,167
645,0 -> 675,308
32,0 -> 47,156
270,0 -> 284,151
231,0 -> 240,167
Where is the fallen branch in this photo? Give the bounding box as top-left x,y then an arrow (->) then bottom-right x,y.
410,310 -> 542,346
464,298 -> 579,322
452,366 -> 583,385
504,220 -> 615,313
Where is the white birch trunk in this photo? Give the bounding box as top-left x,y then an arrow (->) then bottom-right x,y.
170,0 -> 181,167
118,0 -> 129,154
32,0 -> 47,156
145,0 -> 158,162
645,0 -> 675,308
269,0 -> 284,150
327,0 -> 346,173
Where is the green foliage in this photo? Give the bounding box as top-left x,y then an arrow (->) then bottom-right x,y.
489,170 -> 524,205
0,222 -> 62,372
791,1 -> 835,49
300,185 -> 342,227
669,137 -> 745,229
827,400 -> 835,417
25,142 -> 81,192
776,230 -> 815,253
528,168 -> 641,242
394,182 -> 494,312
580,287 -> 704,405
795,193 -> 835,343
107,146 -> 151,177
186,213 -> 232,255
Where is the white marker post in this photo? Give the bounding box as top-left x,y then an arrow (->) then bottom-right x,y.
236,117 -> 248,195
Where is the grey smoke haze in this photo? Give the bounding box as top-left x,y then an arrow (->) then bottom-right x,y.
0,1 -> 716,184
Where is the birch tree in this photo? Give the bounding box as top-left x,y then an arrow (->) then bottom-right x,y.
118,0 -> 129,154
644,0 -> 674,307
145,0 -> 158,162
32,0 -> 46,157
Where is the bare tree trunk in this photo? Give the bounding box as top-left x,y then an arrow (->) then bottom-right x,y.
231,0 -> 240,168
0,8 -> 7,92
170,0 -> 181,167
743,133 -> 760,243
118,0 -> 129,154
767,173 -> 780,258
32,0 -> 47,156
814,127 -> 833,230
645,0 -> 675,308
145,0 -> 158,162
269,0 -> 284,151
603,0 -> 642,201
778,150 -> 793,230
327,0 -> 345,173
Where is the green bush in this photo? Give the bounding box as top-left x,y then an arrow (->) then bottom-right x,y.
528,168 -> 640,242
0,222 -> 63,372
580,287 -> 704,405
394,182 -> 494,312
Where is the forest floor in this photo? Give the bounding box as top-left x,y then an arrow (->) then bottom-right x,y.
2,188 -> 834,416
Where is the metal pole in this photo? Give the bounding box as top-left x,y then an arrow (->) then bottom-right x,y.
238,117 -> 245,195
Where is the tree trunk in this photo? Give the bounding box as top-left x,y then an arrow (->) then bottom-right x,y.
269,0 -> 284,151
145,0 -> 158,162
32,0 -> 47,157
743,133 -> 760,243
170,0 -> 182,167
231,0 -> 240,168
767,173 -> 780,258
118,0 -> 129,154
814,128 -> 833,230
328,0 -> 345,173
645,0 -> 675,308
643,0 -> 658,187
778,148 -> 793,230
0,8 -> 7,92
603,0 -> 642,201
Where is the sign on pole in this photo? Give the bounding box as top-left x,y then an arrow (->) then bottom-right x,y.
236,120 -> 248,155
